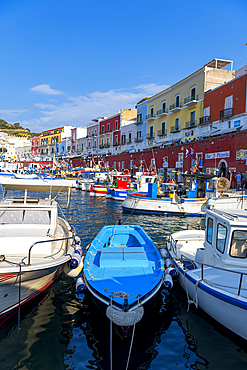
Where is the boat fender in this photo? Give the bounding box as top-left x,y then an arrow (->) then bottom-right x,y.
165,258 -> 172,268
74,246 -> 83,257
166,266 -> 179,280
63,256 -> 84,277
69,252 -> 82,269
160,248 -> 168,259
76,276 -> 86,294
163,273 -> 173,290
207,199 -> 215,209
106,305 -> 144,326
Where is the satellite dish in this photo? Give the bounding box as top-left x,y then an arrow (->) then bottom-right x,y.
216,177 -> 230,192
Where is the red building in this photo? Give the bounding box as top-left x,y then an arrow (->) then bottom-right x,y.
31,137 -> 40,156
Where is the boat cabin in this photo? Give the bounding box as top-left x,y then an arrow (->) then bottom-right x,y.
184,174 -> 217,199
112,174 -> 131,189
203,208 -> 247,269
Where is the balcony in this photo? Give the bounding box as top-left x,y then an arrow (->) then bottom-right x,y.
156,108 -> 168,117
134,136 -> 143,142
199,116 -> 211,125
185,119 -> 197,129
171,125 -> 181,133
113,142 -> 118,147
99,144 -> 104,149
220,108 -> 234,119
146,133 -> 155,140
127,140 -> 132,144
169,102 -> 182,113
146,113 -> 156,121
157,129 -> 167,137
184,95 -> 198,106
134,119 -> 143,125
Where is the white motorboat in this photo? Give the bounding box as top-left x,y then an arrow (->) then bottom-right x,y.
0,178 -> 81,325
122,175 -> 247,216
165,208 -> 247,340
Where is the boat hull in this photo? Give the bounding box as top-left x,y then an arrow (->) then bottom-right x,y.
122,194 -> 247,216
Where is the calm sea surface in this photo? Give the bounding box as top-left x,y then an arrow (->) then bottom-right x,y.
0,189 -> 247,370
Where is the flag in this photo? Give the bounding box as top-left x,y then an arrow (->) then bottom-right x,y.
190,148 -> 196,157
185,149 -> 190,157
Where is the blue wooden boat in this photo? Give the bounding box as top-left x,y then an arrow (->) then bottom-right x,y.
82,225 -> 164,327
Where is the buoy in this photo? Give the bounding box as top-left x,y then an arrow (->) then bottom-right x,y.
63,256 -> 84,277
76,276 -> 86,293
163,273 -> 173,289
160,248 -> 168,259
166,266 -> 179,280
165,258 -> 172,268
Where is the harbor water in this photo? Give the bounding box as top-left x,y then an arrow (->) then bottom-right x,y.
0,188 -> 247,370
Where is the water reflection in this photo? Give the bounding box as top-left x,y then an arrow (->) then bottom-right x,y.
0,189 -> 246,369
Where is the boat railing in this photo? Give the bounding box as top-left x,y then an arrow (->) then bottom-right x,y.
180,254 -> 247,297
28,235 -> 75,266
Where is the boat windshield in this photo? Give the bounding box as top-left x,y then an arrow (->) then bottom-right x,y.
230,230 -> 247,258
0,210 -> 51,225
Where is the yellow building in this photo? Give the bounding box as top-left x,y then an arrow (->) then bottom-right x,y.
146,59 -> 235,139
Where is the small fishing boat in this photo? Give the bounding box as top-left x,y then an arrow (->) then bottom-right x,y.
90,172 -> 131,197
81,224 -> 164,328
107,173 -> 157,201
165,208 -> 247,340
122,175 -> 247,216
0,178 -> 82,326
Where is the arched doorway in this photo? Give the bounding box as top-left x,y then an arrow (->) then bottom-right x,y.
219,160 -> 227,177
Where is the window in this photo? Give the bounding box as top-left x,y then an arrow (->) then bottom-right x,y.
101,139 -> 104,147
115,135 -> 118,145
175,95 -> 180,107
106,137 -> 110,147
128,133 -> 132,143
77,144 -> 78,151
101,126 -> 104,134
191,87 -> 196,100
130,159 -> 133,168
225,95 -> 233,109
162,121 -> 166,135
137,131 -> 141,139
137,113 -> 142,123
216,223 -> 227,254
94,139 -> 96,148
121,134 -> 126,145
113,161 -> 116,169
150,107 -> 154,117
175,118 -> 179,130
162,101 -> 167,113
115,120 -> 118,130
150,126 -> 154,137
190,111 -> 195,125
88,131 -> 90,137
206,218 -> 213,244
81,143 -> 83,151
230,230 -> 247,258
88,141 -> 90,148
95,129 -> 97,135
107,123 -> 110,133
178,153 -> 183,162
122,161 -> 125,170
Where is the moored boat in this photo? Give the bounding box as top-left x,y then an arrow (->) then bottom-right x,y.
165,208 -> 247,340
0,178 -> 81,325
81,224 -> 165,328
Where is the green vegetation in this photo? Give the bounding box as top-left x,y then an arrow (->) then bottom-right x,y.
0,119 -> 40,138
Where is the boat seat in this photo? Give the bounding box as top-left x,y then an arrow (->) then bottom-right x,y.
100,247 -> 148,268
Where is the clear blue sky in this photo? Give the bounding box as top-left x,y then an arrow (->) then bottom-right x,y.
0,0 -> 246,133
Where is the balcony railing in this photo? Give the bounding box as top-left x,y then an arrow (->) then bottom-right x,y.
157,108 -> 168,116
99,144 -> 104,149
146,113 -> 156,120
113,142 -> 118,147
171,125 -> 181,133
199,116 -> 211,125
169,102 -> 182,111
184,95 -> 198,105
186,119 -> 197,128
134,136 -> 143,142
146,133 -> 155,139
220,108 -> 234,119
157,129 -> 167,137
127,140 -> 132,144
134,120 -> 143,125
